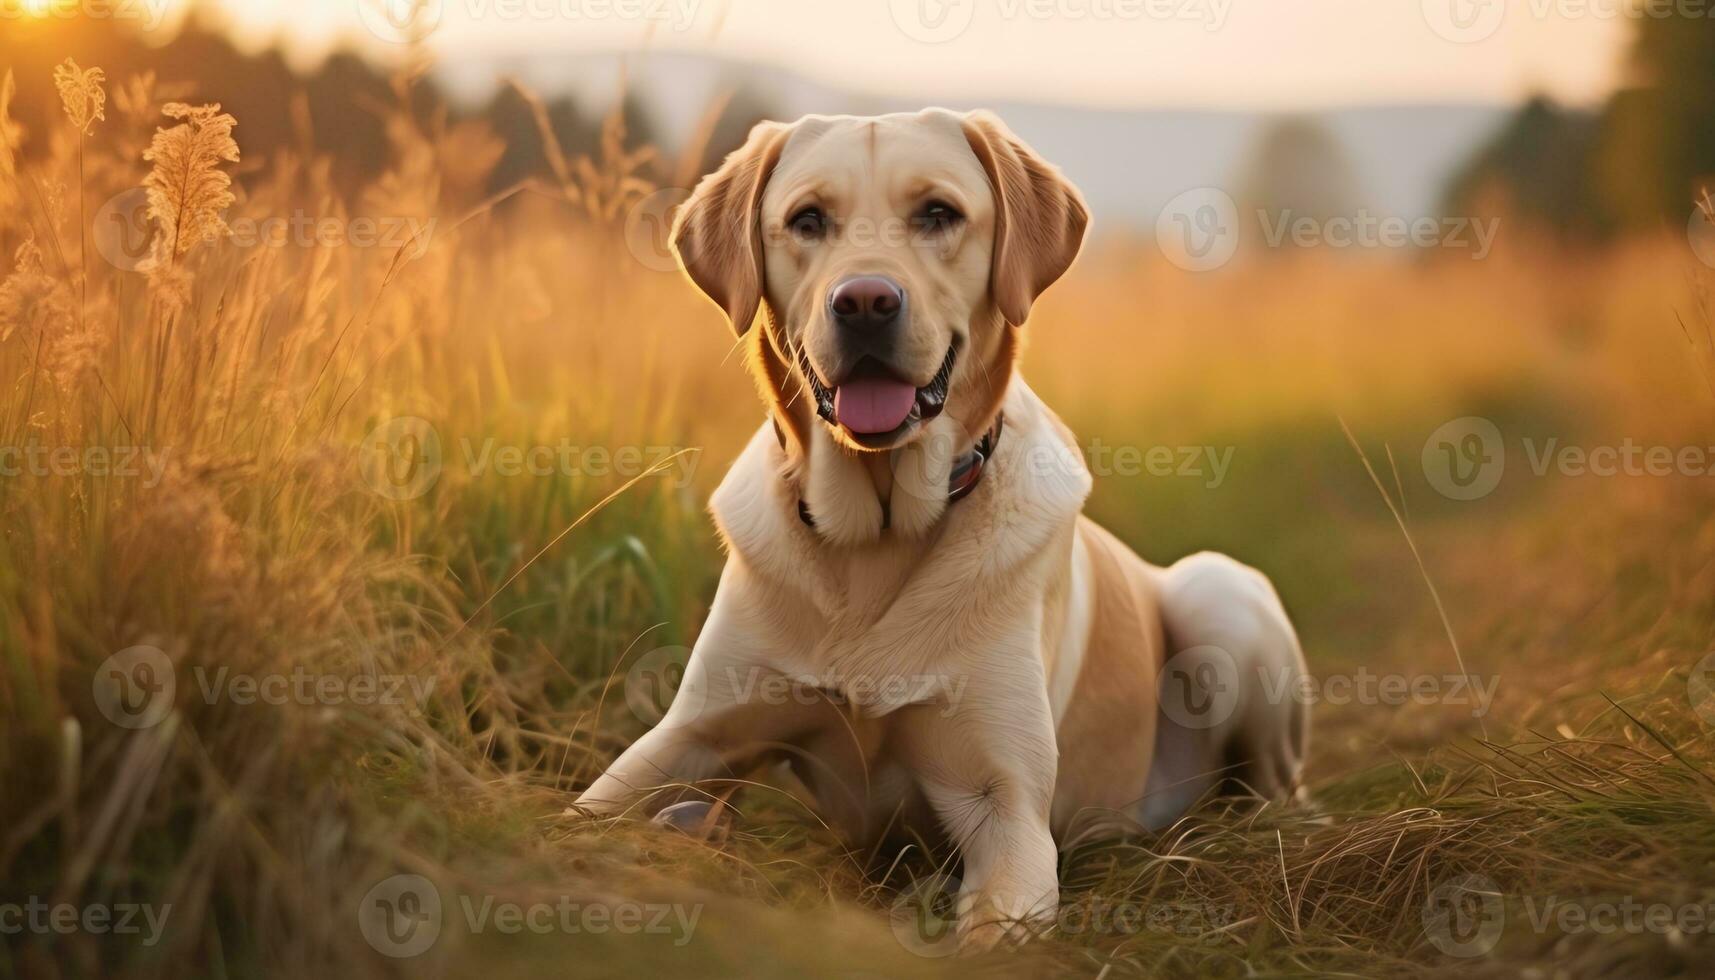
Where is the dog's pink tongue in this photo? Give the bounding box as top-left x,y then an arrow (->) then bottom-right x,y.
834,378 -> 917,434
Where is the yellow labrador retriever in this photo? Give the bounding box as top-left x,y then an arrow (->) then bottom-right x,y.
578,109 -> 1308,947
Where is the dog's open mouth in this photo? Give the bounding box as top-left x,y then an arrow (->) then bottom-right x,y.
800,344 -> 957,447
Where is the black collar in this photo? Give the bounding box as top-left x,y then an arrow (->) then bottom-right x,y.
784,415 -> 1004,531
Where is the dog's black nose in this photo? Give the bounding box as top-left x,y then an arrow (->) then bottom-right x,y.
828,276 -> 905,330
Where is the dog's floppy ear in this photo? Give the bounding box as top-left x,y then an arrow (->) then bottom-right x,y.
961,111 -> 1089,327
671,120 -> 790,336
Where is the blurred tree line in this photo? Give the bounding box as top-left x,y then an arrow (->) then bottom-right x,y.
0,8 -> 773,200
1444,10 -> 1715,238
1235,116 -> 1365,229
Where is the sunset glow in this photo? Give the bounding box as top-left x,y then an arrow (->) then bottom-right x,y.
187,0 -> 1627,110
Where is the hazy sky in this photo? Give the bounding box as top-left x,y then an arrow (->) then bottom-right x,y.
187,0 -> 1633,110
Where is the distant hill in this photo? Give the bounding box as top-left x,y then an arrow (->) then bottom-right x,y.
438,49 -> 1510,231
0,17 -> 1508,233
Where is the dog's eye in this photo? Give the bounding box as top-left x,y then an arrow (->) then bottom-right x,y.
788,206 -> 827,242
918,201 -> 964,234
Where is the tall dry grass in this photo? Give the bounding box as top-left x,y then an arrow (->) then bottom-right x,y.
0,59 -> 1712,979
0,62 -> 744,978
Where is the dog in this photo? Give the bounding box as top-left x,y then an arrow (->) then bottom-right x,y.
577,109 -> 1309,949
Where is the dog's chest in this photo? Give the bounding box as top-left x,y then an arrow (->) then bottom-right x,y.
710,393 -> 1094,711
803,538 -> 923,623
775,538 -> 963,686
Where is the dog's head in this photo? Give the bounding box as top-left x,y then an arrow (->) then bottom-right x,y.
672,109 -> 1087,452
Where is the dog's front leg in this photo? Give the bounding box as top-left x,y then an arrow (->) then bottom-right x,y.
575,716 -> 727,818
576,569 -> 799,817
891,642 -> 1061,952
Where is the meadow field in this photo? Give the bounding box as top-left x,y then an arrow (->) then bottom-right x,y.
3,63 -> 1715,978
